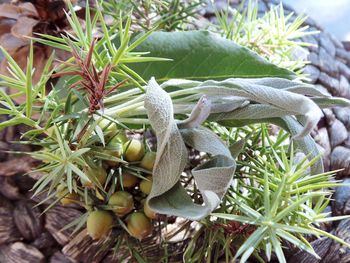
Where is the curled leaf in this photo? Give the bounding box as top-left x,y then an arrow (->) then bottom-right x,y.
144,77 -> 188,199
312,97 -> 350,108
199,79 -> 324,138
178,95 -> 211,129
165,78 -> 325,138
145,78 -> 236,220
210,104 -> 291,121
181,127 -> 236,202
276,116 -> 324,174
241,77 -> 330,97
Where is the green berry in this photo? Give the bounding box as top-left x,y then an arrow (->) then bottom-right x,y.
140,176 -> 153,195
105,142 -> 123,167
108,191 -> 134,217
140,152 -> 156,171
87,210 -> 114,240
56,184 -> 66,196
109,131 -> 128,145
121,173 -> 139,188
82,166 -> 107,187
123,139 -> 145,162
127,212 -> 152,240
98,119 -> 117,133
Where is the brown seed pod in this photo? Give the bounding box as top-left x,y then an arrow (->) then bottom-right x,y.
105,136 -> 124,167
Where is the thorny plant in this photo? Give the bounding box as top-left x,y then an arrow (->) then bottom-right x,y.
213,0 -> 318,77
52,39 -> 127,113
0,1 -> 350,262
186,125 -> 350,263
102,0 -> 205,31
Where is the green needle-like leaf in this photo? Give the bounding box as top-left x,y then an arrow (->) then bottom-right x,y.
25,42 -> 34,118
234,226 -> 267,260
270,231 -> 286,263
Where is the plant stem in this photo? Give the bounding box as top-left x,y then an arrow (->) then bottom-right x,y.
104,88 -> 141,104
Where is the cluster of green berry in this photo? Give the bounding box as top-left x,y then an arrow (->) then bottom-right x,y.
56,120 -> 159,241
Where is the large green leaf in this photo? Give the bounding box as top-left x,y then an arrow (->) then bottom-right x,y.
131,31 -> 295,82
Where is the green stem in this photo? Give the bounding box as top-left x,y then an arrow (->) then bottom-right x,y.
99,86 -> 204,128
105,86 -> 200,115
104,88 -> 141,105
117,118 -> 150,125
105,100 -> 144,116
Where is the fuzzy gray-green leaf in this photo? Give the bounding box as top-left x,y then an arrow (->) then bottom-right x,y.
145,78 -> 236,220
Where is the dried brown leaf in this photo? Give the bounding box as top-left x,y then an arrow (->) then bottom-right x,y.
0,23 -> 11,35
0,3 -> 37,19
11,16 -> 39,39
18,2 -> 39,17
0,32 -> 27,52
0,3 -> 21,19
0,156 -> 38,177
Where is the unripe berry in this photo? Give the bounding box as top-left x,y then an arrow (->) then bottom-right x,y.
87,210 -> 114,240
121,173 -> 139,188
123,139 -> 145,162
140,176 -> 153,195
46,126 -> 57,139
127,212 -> 152,240
98,119 -> 117,133
105,141 -> 123,167
109,131 -> 128,145
108,191 -> 134,217
140,152 -> 156,171
82,166 -> 107,188
56,184 -> 66,195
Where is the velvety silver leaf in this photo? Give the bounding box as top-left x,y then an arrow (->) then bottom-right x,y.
144,78 -> 188,211
163,78 -> 328,138
178,95 -> 211,129
196,78 -> 324,138
145,78 -> 236,220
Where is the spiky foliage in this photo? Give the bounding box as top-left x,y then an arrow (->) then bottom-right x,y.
214,0 -> 318,76
0,1 -> 349,263
185,125 -> 349,262
102,0 -> 205,31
